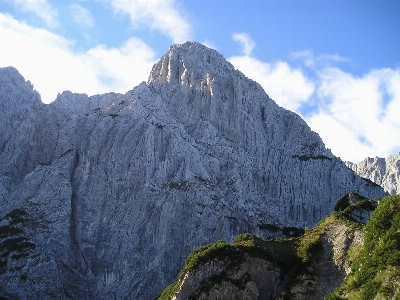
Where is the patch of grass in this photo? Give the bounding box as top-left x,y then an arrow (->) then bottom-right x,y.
326,195 -> 400,300
297,216 -> 334,263
159,195 -> 399,300
331,211 -> 363,229
158,234 -> 299,300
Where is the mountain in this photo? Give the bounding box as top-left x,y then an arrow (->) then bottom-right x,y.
159,194 -> 400,300
345,153 -> 400,195
159,214 -> 362,300
0,42 -> 385,299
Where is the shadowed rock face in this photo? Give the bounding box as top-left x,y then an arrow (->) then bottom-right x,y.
0,42 -> 385,299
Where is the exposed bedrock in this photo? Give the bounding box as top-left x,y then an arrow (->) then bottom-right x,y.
0,42 -> 385,298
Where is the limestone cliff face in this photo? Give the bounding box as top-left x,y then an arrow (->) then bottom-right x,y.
345,153 -> 400,195
0,42 -> 385,299
0,67 -> 118,197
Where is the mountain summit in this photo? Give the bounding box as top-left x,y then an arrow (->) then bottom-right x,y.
0,42 -> 385,299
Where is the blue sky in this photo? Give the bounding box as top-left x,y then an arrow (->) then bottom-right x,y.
1,0 -> 399,163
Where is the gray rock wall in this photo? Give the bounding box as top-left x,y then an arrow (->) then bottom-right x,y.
0,42 -> 386,299
346,153 -> 400,195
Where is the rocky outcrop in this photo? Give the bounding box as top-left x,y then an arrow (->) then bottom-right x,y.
333,192 -> 377,224
0,67 -> 118,196
162,216 -> 364,300
0,42 -> 386,299
277,220 -> 364,300
345,153 -> 400,195
173,256 -> 284,300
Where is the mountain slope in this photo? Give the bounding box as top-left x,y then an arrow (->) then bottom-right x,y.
159,209 -> 366,300
0,42 -> 385,299
345,153 -> 400,195
326,195 -> 400,300
160,195 -> 399,300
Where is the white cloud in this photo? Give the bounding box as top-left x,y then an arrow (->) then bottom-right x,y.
306,113 -> 374,163
69,4 -> 94,27
290,50 -> 350,68
229,55 -> 315,111
306,67 -> 400,163
232,33 -> 255,56
85,37 -> 156,91
229,34 -> 400,162
108,0 -> 191,43
9,0 -> 58,27
229,34 -> 315,111
0,13 -> 156,103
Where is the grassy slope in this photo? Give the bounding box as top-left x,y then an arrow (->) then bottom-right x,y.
158,195 -> 400,300
325,195 -> 400,300
158,233 -> 299,300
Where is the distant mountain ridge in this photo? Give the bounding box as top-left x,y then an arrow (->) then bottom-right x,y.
0,42 -> 385,299
345,152 -> 400,195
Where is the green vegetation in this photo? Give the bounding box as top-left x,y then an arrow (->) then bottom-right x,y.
158,214 -> 352,299
325,195 -> 400,300
0,208 -> 36,274
158,234 -> 299,300
297,217 -> 334,263
158,195 -> 400,300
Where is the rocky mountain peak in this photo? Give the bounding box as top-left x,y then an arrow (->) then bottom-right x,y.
0,66 -> 42,107
0,43 -> 387,299
148,42 -> 236,87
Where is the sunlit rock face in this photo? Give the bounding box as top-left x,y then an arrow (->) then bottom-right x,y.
345,153 -> 400,195
0,42 -> 385,299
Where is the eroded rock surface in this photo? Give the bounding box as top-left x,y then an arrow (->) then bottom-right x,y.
0,42 -> 385,299
173,256 -> 285,300
345,153 -> 400,195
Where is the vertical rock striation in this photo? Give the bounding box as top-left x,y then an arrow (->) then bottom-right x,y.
345,153 -> 400,195
0,42 -> 386,299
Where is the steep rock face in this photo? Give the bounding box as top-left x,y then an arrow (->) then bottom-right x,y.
0,67 -> 118,197
0,42 -> 386,299
345,153 -> 400,195
0,150 -> 93,299
173,256 -> 285,300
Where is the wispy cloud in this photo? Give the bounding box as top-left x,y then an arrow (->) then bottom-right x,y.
0,13 -> 156,103
229,33 -> 400,162
107,0 -> 191,43
9,0 -> 58,27
232,33 -> 255,56
229,33 -> 315,112
290,50 -> 350,68
69,4 -> 94,28
306,67 -> 400,162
